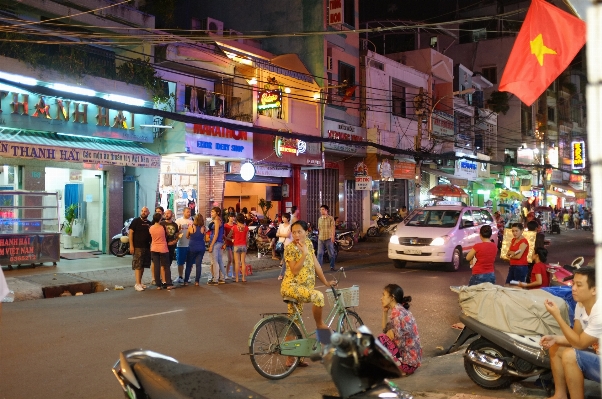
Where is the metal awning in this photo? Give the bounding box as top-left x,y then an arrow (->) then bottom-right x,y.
549,183 -> 586,198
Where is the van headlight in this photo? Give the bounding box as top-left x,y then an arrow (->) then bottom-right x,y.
389,235 -> 398,244
430,236 -> 449,246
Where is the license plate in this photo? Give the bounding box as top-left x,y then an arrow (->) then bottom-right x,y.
405,249 -> 422,255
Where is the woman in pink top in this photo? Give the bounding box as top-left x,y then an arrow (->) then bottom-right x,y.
149,212 -> 173,290
232,213 -> 249,282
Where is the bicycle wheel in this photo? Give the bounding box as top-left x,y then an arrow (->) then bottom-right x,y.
249,315 -> 303,380
338,310 -> 364,333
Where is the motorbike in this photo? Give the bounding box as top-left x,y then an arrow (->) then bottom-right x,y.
548,256 -> 583,286
550,217 -> 561,234
110,218 -> 133,257
336,230 -> 355,250
367,213 -> 398,237
112,326 -> 413,399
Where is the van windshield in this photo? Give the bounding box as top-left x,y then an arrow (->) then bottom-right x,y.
406,210 -> 461,227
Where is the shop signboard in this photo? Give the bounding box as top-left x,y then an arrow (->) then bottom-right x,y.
253,134 -> 323,167
431,110 -> 454,139
0,140 -> 159,168
517,148 -> 535,165
393,161 -> 415,180
322,120 -> 366,155
257,89 -> 282,110
185,123 -> 253,159
229,162 -> 291,178
454,158 -> 478,180
0,234 -> 60,265
0,89 -> 154,142
572,141 -> 585,169
328,0 -> 343,25
355,176 -> 371,190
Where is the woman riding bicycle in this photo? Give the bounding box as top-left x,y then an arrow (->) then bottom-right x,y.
280,220 -> 336,331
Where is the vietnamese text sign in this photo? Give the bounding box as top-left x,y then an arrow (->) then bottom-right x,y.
393,161 -> 415,180
328,0 -> 343,25
431,111 -> 454,138
0,234 -> 60,265
355,176 -> 372,190
185,123 -> 253,159
0,141 -> 159,168
229,162 -> 291,178
0,90 -> 154,142
323,120 -> 366,155
454,158 -> 478,180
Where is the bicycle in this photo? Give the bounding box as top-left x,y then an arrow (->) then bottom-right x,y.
247,267 -> 363,379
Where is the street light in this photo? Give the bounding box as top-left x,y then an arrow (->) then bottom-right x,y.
427,88 -> 476,140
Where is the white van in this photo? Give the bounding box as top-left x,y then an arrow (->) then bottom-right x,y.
388,204 -> 498,272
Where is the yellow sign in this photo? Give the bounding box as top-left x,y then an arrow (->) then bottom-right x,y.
572,141 -> 585,169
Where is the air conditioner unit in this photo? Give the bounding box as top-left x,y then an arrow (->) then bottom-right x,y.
201,17 -> 224,36
227,29 -> 244,43
327,56 -> 333,71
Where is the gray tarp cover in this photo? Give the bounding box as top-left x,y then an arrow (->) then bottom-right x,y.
458,283 -> 569,336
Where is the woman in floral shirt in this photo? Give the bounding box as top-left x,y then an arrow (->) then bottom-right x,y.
380,284 -> 422,375
280,220 -> 336,330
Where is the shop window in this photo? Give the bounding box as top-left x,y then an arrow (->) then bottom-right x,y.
548,106 -> 555,123
184,79 -> 235,118
391,80 -> 406,118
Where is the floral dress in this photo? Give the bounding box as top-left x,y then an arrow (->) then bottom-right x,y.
379,303 -> 422,373
280,237 -> 325,315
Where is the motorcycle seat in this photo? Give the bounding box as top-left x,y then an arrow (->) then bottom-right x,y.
133,357 -> 267,399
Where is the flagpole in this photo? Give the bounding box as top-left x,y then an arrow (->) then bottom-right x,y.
585,1 -> 602,388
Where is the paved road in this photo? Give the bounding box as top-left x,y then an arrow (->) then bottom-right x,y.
0,229 -> 595,398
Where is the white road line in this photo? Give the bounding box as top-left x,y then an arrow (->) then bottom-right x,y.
129,309 -> 184,320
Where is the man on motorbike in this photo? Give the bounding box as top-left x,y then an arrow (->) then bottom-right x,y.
540,267 -> 601,399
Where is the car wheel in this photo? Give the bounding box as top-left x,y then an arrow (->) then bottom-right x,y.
445,247 -> 462,272
393,260 -> 406,269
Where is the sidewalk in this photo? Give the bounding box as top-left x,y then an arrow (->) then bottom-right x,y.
2,250 -> 283,301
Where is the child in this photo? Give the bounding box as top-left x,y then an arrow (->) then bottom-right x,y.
465,225 -> 497,286
519,247 -> 550,289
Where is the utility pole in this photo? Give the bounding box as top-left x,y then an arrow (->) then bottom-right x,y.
413,88 -> 426,209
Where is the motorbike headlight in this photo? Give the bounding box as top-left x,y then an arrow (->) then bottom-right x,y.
430,236 -> 448,246
389,235 -> 398,244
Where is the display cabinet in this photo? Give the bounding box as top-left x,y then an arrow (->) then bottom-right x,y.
0,190 -> 60,269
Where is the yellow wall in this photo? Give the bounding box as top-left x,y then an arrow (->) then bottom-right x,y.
224,181 -> 281,217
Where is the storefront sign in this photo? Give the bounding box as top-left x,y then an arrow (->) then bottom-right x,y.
0,90 -> 154,142
254,135 -> 323,167
323,121 -> 366,155
354,161 -> 368,176
572,141 -> 585,169
229,162 -> 291,178
393,161 -> 415,180
0,140 -> 159,168
355,176 -> 371,190
275,136 -> 307,157
328,0 -> 343,25
548,147 -> 559,168
184,123 -> 253,159
0,234 -> 60,265
454,158 -> 478,180
257,90 -> 282,110
517,148 -> 535,165
431,111 -> 454,139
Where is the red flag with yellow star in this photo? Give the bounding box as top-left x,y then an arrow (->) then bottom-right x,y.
498,0 -> 585,106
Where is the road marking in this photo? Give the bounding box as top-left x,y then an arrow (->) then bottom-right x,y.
129,309 -> 184,320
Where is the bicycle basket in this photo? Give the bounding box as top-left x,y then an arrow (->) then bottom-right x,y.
325,286 -> 360,308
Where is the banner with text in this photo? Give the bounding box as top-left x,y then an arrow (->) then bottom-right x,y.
355,176 -> 372,190
185,123 -> 253,158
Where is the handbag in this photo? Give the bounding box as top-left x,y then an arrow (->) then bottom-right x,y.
275,241 -> 284,255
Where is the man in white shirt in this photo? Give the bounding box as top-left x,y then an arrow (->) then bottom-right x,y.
541,267 -> 600,399
0,267 -> 9,321
174,208 -> 193,283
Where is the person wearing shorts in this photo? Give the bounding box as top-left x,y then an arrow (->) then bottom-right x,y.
541,267 -> 601,398
223,213 -> 236,279
175,208 -> 193,283
232,213 -> 248,283
129,207 -> 152,292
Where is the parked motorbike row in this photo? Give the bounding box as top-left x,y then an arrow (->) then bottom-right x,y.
366,213 -> 402,237
113,326 -> 414,399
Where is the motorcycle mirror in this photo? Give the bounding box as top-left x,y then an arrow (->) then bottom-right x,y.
118,352 -> 141,389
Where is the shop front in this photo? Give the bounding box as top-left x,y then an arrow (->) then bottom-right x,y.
252,133 -> 323,224
151,119 -> 254,219
0,83 -> 160,253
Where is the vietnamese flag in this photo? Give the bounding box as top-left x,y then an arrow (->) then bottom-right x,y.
498,0 -> 585,106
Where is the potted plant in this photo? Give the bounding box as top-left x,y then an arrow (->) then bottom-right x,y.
258,198 -> 273,220
63,204 -> 78,249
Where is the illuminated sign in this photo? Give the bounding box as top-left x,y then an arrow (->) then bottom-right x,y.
355,176 -> 371,190
0,90 -> 153,142
328,0 -> 343,25
572,141 -> 585,169
322,121 -> 366,155
454,158 -> 478,180
257,89 -> 282,110
185,123 -> 253,158
275,136 -> 307,157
